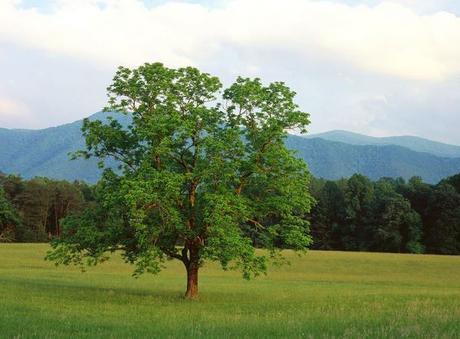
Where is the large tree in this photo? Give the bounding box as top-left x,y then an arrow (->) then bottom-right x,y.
47,63 -> 314,298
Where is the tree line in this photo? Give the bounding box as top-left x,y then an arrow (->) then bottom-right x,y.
308,173 -> 460,255
1,171 -> 459,255
0,174 -> 93,242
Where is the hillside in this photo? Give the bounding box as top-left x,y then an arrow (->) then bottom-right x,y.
1,113 -> 460,183
0,122 -> 99,183
287,136 -> 460,183
306,130 -> 460,158
0,112 -> 126,183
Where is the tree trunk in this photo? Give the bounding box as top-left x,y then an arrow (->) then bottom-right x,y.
185,262 -> 199,299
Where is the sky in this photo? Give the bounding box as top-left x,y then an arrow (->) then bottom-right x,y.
1,0 -> 460,144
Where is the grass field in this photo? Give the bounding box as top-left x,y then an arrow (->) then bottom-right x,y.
0,244 -> 459,338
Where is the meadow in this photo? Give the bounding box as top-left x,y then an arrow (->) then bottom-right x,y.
0,244 -> 459,338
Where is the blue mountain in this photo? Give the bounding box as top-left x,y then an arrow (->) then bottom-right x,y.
305,130 -> 460,158
1,113 -> 459,184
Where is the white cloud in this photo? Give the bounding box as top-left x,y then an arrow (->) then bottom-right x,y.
0,0 -> 219,68
0,0 -> 460,144
0,96 -> 34,126
1,0 -> 460,80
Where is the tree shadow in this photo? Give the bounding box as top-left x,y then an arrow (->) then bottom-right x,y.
0,275 -> 186,303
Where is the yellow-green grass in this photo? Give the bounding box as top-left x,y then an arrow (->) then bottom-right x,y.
0,244 -> 459,338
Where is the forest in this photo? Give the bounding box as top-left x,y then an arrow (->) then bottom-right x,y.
1,171 -> 459,255
0,174 -> 93,242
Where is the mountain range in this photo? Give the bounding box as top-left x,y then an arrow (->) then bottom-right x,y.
303,130 -> 460,158
1,112 -> 460,184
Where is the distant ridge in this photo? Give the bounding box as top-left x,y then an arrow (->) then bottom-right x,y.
0,116 -> 101,183
305,130 -> 460,158
286,136 -> 460,183
1,112 -> 460,184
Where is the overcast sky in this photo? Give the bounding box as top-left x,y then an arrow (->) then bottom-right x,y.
1,0 -> 460,144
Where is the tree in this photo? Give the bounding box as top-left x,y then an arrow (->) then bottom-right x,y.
369,180 -> 423,253
424,183 -> 460,254
16,178 -> 52,242
0,187 -> 20,242
0,174 -> 24,201
309,179 -> 346,250
47,63 -> 314,298
401,176 -> 432,219
48,181 -> 84,237
441,173 -> 460,194
341,174 -> 374,250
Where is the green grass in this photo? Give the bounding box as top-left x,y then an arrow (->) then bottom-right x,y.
1,244 -> 459,338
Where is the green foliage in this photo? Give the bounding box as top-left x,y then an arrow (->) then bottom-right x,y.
441,173 -> 460,194
0,174 -> 87,242
309,174 -> 460,255
2,167 -> 459,256
339,174 -> 374,250
423,183 -> 460,254
47,63 -> 314,296
0,187 -> 20,242
370,180 -> 423,253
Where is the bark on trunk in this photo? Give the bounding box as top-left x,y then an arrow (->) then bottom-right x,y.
185,263 -> 199,299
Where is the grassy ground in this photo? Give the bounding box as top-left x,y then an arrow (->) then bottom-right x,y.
0,244 -> 459,338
